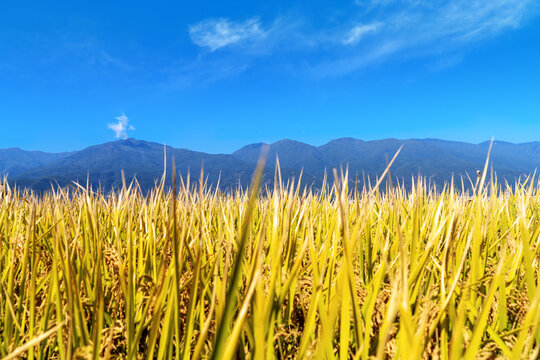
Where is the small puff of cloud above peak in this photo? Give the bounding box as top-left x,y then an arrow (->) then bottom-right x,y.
189,18 -> 265,51
108,114 -> 135,139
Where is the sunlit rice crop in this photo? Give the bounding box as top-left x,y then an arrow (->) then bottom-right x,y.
0,163 -> 539,359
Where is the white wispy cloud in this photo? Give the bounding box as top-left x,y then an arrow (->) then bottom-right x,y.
108,114 -> 135,139
343,23 -> 382,45
316,0 -> 537,76
184,0 -> 537,80
176,15 -> 310,86
401,0 -> 534,42
189,18 -> 265,51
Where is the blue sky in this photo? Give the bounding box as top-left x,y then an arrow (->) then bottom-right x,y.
1,0 -> 539,153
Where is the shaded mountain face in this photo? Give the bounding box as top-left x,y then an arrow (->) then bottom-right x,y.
233,138 -> 540,189
10,139 -> 310,193
233,139 -> 325,175
0,148 -> 73,177
12,139 -> 250,192
4,137 -> 540,193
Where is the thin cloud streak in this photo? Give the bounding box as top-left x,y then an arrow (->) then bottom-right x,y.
316,0 -> 537,76
178,15 -> 308,86
343,23 -> 382,45
185,0 -> 538,80
189,18 -> 265,52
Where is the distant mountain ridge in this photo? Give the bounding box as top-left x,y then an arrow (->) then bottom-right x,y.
2,137 -> 539,192
0,148 -> 73,177
235,138 -> 540,185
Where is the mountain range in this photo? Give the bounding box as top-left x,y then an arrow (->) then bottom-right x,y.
2,137 -> 539,193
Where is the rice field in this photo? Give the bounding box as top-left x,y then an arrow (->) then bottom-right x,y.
1,161 -> 540,359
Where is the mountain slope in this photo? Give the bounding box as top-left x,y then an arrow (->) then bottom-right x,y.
4,137 -> 540,193
234,139 -> 325,175
13,139 -> 251,191
233,138 -> 540,188
0,148 -> 72,177
12,139 -> 312,192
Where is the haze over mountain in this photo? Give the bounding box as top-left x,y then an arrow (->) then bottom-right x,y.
2,137 -> 539,193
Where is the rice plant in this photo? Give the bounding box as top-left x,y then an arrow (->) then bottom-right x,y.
0,161 -> 539,359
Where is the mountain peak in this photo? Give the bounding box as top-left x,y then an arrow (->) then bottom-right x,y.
321,137 -> 364,147
272,139 -> 308,146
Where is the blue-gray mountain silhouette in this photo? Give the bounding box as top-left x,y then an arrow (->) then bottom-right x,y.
3,137 -> 539,192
